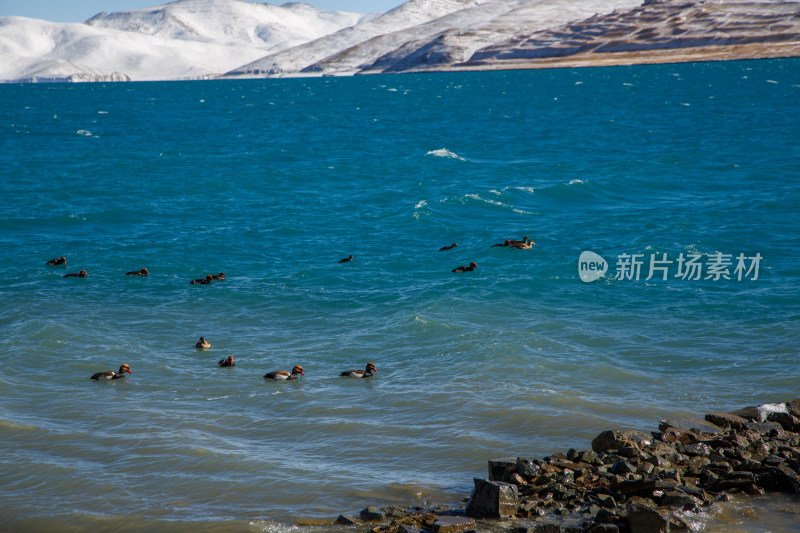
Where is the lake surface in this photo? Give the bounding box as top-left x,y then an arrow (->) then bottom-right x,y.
1,58 -> 798,532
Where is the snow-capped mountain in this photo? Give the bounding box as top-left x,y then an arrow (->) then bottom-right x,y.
226,0 -> 800,77
308,0 -> 644,75
85,0 -> 365,52
225,0 -> 499,75
0,0 -> 367,82
2,0 -> 798,82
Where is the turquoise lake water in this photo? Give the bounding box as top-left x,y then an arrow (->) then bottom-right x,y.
1,58 -> 799,532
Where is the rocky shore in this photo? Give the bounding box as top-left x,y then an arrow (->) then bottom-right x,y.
337,399 -> 800,533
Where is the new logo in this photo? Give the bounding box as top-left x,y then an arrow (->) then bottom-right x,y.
579,251 -> 607,283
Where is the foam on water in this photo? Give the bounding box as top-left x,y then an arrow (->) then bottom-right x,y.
426,148 -> 465,160
0,60 -> 799,531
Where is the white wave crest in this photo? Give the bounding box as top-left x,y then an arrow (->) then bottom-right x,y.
426,148 -> 465,161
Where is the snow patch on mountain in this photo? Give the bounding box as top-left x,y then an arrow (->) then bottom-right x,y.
225,0 -> 496,75
0,0 -> 368,82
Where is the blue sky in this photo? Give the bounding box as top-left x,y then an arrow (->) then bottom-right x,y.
0,0 -> 404,22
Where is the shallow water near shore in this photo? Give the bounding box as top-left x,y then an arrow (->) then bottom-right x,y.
1,59 -> 799,531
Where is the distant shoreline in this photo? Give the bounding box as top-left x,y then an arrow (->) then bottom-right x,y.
218,49 -> 800,83
403,42 -> 800,75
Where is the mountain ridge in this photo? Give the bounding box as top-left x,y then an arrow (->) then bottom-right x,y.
1,0 -> 798,83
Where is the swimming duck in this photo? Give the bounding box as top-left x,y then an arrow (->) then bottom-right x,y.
340,362 -> 377,378
46,256 -> 66,266
264,365 -> 305,380
452,262 -> 478,273
90,363 -> 132,381
339,255 -> 354,264
126,268 -> 149,276
196,337 -> 211,350
63,270 -> 89,278
217,355 -> 235,367
491,240 -> 512,248
439,243 -> 458,251
510,237 -> 534,249
191,275 -> 213,285
211,272 -> 226,280
510,238 -> 534,250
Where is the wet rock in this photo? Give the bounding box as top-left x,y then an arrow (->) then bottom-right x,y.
659,429 -> 697,444
586,525 -> 619,533
627,495 -> 657,508
677,443 -> 710,457
531,525 -> 562,533
382,506 -> 417,518
661,470 -> 682,485
705,412 -> 748,430
658,490 -> 700,511
644,455 -> 671,469
345,398 -> 800,533
517,457 -> 540,478
489,458 -> 517,482
766,412 -> 800,432
594,507 -> 619,523
430,515 -> 475,533
618,478 -> 678,496
610,461 -> 637,475
733,403 -> 788,422
707,477 -> 762,494
465,478 -> 518,518
336,514 -> 361,525
730,405 -> 762,421
786,399 -> 800,418
659,417 -> 722,434
597,494 -> 617,510
669,516 -> 691,532
578,450 -> 603,466
361,506 -> 387,521
592,430 -> 651,454
627,502 -> 670,533
758,463 -> 800,493
618,446 -> 642,459
566,448 -> 580,461
743,421 -> 784,434
676,484 -> 708,502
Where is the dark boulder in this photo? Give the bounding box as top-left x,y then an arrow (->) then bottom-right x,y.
336,514 -> 360,525
766,412 -> 800,432
489,458 -> 517,482
730,405 -> 762,421
360,506 -> 386,521
786,399 -> 800,418
465,478 -> 518,518
627,502 -> 670,533
659,417 -> 722,434
743,421 -> 784,434
516,457 -> 540,478
592,430 -> 652,454
705,412 -> 748,430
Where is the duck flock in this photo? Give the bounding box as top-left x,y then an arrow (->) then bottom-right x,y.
48,236 -> 534,382
88,356 -> 376,382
